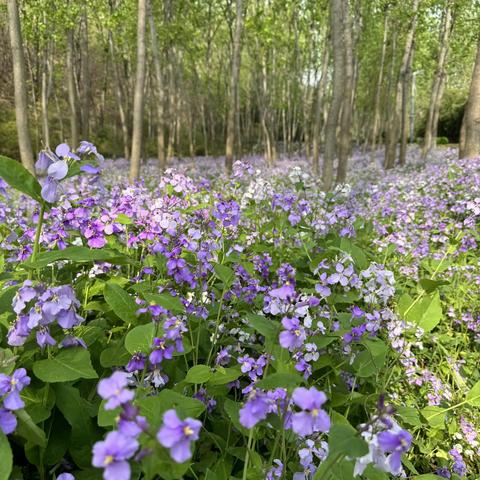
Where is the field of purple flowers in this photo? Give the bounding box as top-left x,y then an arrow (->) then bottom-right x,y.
0,144 -> 479,480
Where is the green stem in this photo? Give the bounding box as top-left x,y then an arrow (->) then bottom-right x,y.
242,428 -> 254,480
29,202 -> 46,280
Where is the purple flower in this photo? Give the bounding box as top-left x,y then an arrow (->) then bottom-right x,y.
57,474 -> 75,480
92,431 -> 138,480
435,467 -> 451,479
55,143 -> 80,161
0,408 -> 17,434
377,429 -> 412,473
279,317 -> 306,351
36,326 -> 56,348
291,387 -> 330,436
0,368 -> 30,411
125,353 -> 146,373
269,283 -> 295,300
97,372 -> 134,410
117,404 -> 148,438
266,459 -> 283,479
149,337 -> 174,365
449,449 -> 467,477
239,390 -> 271,428
157,409 -> 202,463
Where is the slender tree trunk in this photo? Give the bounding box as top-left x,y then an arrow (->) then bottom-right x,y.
109,33 -> 130,159
422,3 -> 453,158
129,0 -> 148,182
41,41 -> 50,148
66,28 -> 79,147
399,44 -> 414,166
7,0 -> 35,173
370,11 -> 389,158
148,6 -> 166,170
336,0 -> 354,184
225,0 -> 244,173
460,39 -> 480,159
322,0 -> 345,190
312,47 -> 329,175
384,0 -> 419,169
80,10 -> 90,139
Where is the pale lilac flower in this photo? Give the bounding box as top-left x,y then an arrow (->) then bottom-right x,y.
97,372 -> 134,410
290,387 -> 330,436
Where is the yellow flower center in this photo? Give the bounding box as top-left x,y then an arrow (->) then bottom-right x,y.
294,329 -> 301,336
104,455 -> 114,466
10,378 -> 18,386
311,408 -> 319,417
183,426 -> 194,437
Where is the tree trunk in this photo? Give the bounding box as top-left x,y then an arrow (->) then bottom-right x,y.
460,39 -> 480,159
336,0 -> 354,184
66,28 -> 79,147
40,40 -> 50,148
312,47 -> 329,175
384,0 -> 419,169
369,11 -> 389,158
108,32 -> 130,159
322,0 -> 345,190
129,0 -> 148,182
80,10 -> 90,139
422,2 -> 454,158
148,6 -> 166,170
7,0 -> 35,173
399,43 -> 414,166
225,0 -> 244,174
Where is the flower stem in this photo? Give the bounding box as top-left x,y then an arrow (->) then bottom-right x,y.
242,428 -> 254,480
29,202 -> 46,279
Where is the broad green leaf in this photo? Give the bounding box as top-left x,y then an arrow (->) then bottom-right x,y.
184,365 -> 212,384
100,342 -> 131,367
213,263 -> 235,287
396,406 -> 422,427
115,213 -> 133,224
421,406 -> 446,429
328,424 -> 369,457
466,380 -> 480,406
144,292 -> 184,314
413,475 -> 444,480
0,155 -> 42,202
0,431 -> 12,480
208,366 -> 242,386
33,348 -> 98,382
104,283 -> 138,323
256,372 -> 303,390
24,246 -> 130,269
353,339 -> 388,377
125,323 -> 156,354
0,285 -> 19,316
402,292 -> 443,332
246,313 -> 279,341
16,409 -> 47,448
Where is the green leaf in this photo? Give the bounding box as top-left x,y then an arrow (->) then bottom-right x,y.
246,313 -> 279,341
419,278 -> 449,293
402,292 -> 443,332
104,283 -> 138,324
396,406 -> 422,427
466,381 -> 480,406
0,155 -> 42,202
24,246 -> 130,269
421,406 -> 446,428
143,292 -> 185,314
413,475 -> 444,480
136,390 -> 205,428
328,424 -> 369,457
352,339 -> 388,377
15,409 -> 47,448
0,285 -> 19,316
125,323 -> 156,354
256,372 -> 303,390
0,431 -> 12,480
32,348 -> 98,382
184,365 -> 212,384
115,213 -> 133,225
208,367 -> 242,386
100,342 -> 131,367
213,263 -> 235,287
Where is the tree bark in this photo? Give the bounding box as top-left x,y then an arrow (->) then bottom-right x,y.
460,39 -> 480,159
322,0 -> 345,190
369,10 -> 389,158
336,0 -> 354,184
40,40 -> 50,148
312,46 -> 329,175
66,28 -> 79,147
7,0 -> 35,173
225,0 -> 244,174
399,43 -> 414,166
384,0 -> 419,169
422,2 -> 454,158
129,0 -> 148,182
80,10 -> 90,139
148,5 -> 166,170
